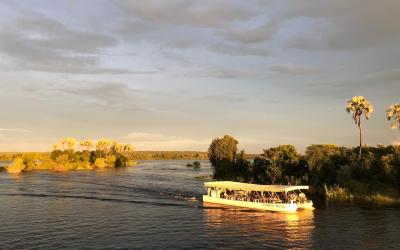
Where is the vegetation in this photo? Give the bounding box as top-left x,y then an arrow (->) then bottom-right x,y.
387,103 -> 400,131
4,138 -> 135,174
187,161 -> 201,169
208,135 -> 400,205
0,151 -> 209,162
346,96 -> 374,160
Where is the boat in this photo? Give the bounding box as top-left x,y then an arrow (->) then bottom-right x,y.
203,181 -> 314,212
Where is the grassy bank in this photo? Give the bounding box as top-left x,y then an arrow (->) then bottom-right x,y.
0,151 -> 209,161
325,185 -> 400,206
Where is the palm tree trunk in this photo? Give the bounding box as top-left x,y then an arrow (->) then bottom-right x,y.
358,117 -> 362,160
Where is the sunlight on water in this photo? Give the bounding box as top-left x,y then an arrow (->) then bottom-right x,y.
0,160 -> 399,249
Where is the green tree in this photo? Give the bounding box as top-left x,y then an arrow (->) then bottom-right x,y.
208,135 -> 238,179
346,96 -> 374,160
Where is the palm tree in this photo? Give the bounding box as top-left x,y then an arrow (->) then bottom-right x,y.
80,140 -> 94,151
386,103 -> 400,131
60,137 -> 77,151
96,139 -> 112,157
346,96 -> 374,160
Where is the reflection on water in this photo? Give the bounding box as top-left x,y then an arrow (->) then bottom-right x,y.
0,160 -> 399,249
203,204 -> 314,249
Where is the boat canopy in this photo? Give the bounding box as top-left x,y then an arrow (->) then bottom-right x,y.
204,181 -> 309,193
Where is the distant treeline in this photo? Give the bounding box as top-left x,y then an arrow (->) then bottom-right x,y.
0,151 -> 211,161
208,135 -> 400,205
124,151 -> 209,160
3,138 -> 135,173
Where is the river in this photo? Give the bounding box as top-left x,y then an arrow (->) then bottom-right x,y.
0,160 -> 399,249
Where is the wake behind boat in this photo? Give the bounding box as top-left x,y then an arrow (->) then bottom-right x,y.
203,181 -> 314,212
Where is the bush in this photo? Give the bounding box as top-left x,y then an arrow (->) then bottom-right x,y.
75,160 -> 92,171
193,161 -> 201,168
7,158 -> 25,174
105,155 -> 117,168
54,154 -> 72,172
94,158 -> 106,168
36,159 -> 56,170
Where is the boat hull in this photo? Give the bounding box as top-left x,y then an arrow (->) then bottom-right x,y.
203,195 -> 298,213
297,201 -> 314,210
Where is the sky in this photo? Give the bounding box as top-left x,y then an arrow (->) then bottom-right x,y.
0,0 -> 400,153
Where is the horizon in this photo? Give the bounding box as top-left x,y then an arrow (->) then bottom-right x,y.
1,0 -> 400,152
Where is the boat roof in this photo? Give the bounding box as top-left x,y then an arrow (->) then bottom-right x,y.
204,181 -> 309,193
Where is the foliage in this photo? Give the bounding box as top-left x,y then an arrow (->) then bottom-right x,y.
208,135 -> 240,179
80,140 -> 94,151
94,158 -> 107,168
346,96 -> 374,159
2,138 -> 136,174
208,135 -> 400,202
54,154 -> 72,172
186,161 -> 202,169
387,103 -> 400,130
193,161 -> 201,169
105,155 -> 117,168
60,137 -> 77,151
7,158 -> 25,174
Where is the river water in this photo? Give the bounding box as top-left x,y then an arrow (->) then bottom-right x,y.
0,160 -> 399,249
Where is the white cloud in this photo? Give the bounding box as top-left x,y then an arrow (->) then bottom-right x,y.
127,132 -> 210,150
127,132 -> 177,142
0,128 -> 31,133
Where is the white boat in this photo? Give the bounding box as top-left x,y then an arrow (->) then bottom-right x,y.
203,181 -> 314,213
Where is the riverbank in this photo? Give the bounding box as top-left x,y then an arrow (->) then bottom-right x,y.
0,151 -> 210,161
324,185 -> 400,206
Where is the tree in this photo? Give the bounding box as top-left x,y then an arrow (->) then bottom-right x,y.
208,135 -> 238,179
51,143 -> 60,151
60,137 -> 77,151
80,140 -> 94,151
94,158 -> 106,168
123,144 -> 134,153
387,103 -> 400,131
346,96 -> 374,160
96,139 -> 112,157
263,145 -> 299,184
7,158 -> 25,174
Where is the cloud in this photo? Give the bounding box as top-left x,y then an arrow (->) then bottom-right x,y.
307,68 -> 400,98
127,132 -> 177,142
208,43 -> 271,57
127,132 -> 210,150
218,21 -> 278,44
200,94 -> 248,103
116,0 -> 253,28
269,64 -> 320,75
0,128 -> 31,133
20,82 -> 151,110
277,0 -> 400,50
0,14 -> 138,74
182,67 -> 269,79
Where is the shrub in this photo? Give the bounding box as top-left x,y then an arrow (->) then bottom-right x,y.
105,155 -> 117,168
75,160 -> 92,171
193,161 -> 201,169
36,159 -> 56,170
94,158 -> 106,168
7,158 -> 25,174
54,154 -> 72,172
